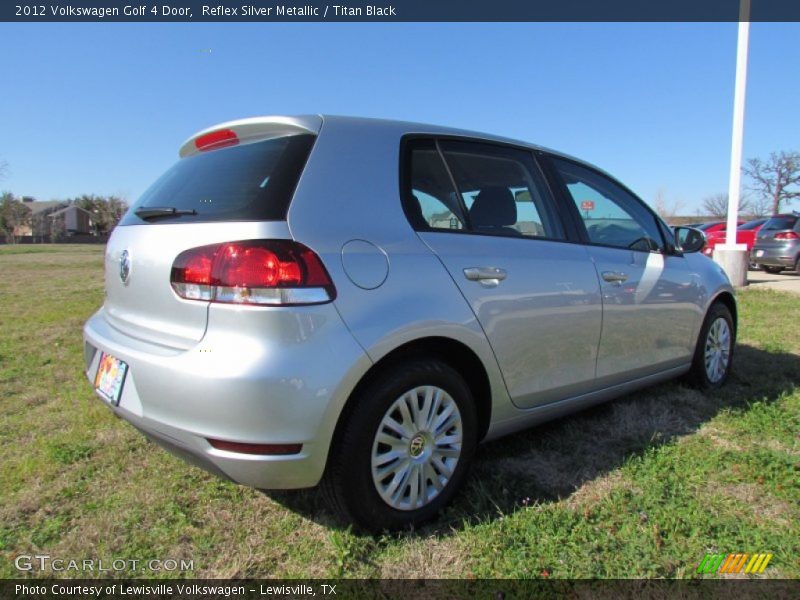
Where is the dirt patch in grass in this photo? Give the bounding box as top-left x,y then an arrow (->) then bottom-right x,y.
698,425 -> 746,452
719,483 -> 794,523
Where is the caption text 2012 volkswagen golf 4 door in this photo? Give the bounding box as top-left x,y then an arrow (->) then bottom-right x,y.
84,115 -> 736,532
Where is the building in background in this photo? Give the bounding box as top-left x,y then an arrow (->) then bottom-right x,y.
47,205 -> 94,235
11,200 -> 94,238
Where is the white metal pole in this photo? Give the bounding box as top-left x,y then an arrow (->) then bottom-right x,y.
725,0 -> 750,244
715,0 -> 751,287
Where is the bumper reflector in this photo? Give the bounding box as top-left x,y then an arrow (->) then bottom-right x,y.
207,439 -> 302,456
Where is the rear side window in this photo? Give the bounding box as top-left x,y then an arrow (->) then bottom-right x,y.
440,140 -> 565,240
403,138 -> 565,240
121,134 -> 315,225
405,139 -> 467,231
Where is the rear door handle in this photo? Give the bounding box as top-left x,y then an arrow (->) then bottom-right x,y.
464,267 -> 507,286
602,271 -> 629,284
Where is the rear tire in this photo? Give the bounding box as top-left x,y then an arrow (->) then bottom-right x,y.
688,302 -> 735,390
321,359 -> 477,532
762,265 -> 784,274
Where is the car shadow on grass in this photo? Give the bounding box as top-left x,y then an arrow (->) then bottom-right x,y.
265,343 -> 799,536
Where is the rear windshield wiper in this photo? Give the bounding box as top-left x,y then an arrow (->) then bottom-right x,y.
134,207 -> 197,221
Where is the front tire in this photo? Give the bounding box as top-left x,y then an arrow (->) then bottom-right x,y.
321,359 -> 477,532
688,302 -> 735,390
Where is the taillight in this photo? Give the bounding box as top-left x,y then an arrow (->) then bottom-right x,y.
194,128 -> 239,152
774,231 -> 799,240
171,240 -> 335,306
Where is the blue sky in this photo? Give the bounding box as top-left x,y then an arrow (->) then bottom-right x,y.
1,22 -> 798,214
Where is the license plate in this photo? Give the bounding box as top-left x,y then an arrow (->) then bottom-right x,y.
94,353 -> 128,406
755,250 -> 764,257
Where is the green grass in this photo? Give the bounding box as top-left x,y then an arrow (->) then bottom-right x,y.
0,245 -> 798,579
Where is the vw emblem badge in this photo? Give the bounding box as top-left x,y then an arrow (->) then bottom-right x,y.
119,249 -> 131,284
409,435 -> 425,458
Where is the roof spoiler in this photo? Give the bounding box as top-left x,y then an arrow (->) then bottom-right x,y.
178,115 -> 323,158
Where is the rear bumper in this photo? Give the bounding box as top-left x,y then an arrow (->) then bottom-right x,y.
751,244 -> 799,268
83,303 -> 370,489
91,402 -> 316,489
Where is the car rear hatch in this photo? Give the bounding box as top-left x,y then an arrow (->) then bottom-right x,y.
102,116 -> 322,350
754,215 -> 799,248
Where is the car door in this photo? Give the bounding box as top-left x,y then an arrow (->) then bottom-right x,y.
404,138 -> 602,409
545,156 -> 701,387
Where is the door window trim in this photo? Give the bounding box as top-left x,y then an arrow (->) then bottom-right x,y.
435,139 -> 474,231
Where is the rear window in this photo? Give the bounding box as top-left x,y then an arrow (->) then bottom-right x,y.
696,222 -> 722,231
762,216 -> 798,230
120,134 -> 315,225
739,219 -> 766,230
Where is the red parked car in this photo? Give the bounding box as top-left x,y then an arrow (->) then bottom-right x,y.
701,219 -> 763,263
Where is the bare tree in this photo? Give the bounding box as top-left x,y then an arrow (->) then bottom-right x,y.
652,188 -> 685,221
0,159 -> 7,181
746,193 -> 773,219
701,193 -> 749,219
744,151 -> 800,216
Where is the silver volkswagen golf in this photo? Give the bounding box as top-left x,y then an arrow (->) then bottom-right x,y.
84,115 -> 736,531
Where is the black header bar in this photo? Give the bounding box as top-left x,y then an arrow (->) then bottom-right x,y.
4,0 -> 800,23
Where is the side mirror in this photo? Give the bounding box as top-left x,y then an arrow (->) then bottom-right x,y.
673,226 -> 706,254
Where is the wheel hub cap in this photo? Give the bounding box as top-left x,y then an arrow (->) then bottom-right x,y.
371,385 -> 463,511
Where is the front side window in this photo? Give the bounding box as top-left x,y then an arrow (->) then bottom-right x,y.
551,157 -> 663,252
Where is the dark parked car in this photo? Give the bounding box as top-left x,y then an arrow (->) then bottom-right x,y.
751,213 -> 800,274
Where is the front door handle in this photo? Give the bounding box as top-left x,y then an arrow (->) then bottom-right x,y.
602,270 -> 629,284
464,267 -> 507,286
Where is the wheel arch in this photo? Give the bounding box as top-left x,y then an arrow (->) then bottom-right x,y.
328,337 -> 493,462
710,290 -> 738,336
